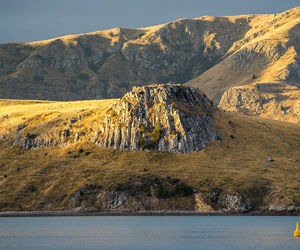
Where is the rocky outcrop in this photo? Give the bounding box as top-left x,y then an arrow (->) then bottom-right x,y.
94,84 -> 221,153
218,83 -> 300,123
219,194 -> 251,212
2,84 -> 220,154
269,204 -> 300,212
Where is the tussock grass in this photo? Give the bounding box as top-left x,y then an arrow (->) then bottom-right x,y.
0,99 -> 300,211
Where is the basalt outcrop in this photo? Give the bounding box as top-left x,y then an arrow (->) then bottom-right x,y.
3,84 -> 221,154
93,84 -> 221,153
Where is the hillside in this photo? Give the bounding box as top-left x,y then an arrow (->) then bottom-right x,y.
1,87 -> 300,213
186,6 -> 300,123
1,7 -> 299,106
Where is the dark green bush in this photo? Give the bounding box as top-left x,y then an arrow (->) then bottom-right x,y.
175,183 -> 193,197
168,178 -> 180,185
260,97 -> 264,105
157,184 -> 168,198
138,137 -> 145,147
26,133 -> 35,139
78,149 -> 84,153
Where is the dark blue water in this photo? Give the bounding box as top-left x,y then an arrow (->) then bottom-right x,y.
0,216 -> 299,249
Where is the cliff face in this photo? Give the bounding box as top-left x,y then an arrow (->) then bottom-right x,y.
94,84 -> 220,153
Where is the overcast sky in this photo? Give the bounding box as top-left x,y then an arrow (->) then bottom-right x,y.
1,0 -> 299,44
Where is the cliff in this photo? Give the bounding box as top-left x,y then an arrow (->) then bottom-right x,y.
95,84 -> 221,153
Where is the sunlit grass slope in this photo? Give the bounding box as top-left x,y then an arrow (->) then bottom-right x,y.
0,99 -> 299,211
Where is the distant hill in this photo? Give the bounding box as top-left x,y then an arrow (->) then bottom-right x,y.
186,6 -> 300,123
0,6 -> 299,122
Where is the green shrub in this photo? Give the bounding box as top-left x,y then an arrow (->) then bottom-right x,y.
171,131 -> 177,135
140,125 -> 146,134
252,74 -> 256,79
260,97 -> 264,105
85,152 -> 91,156
67,151 -> 72,154
78,149 -> 84,153
150,123 -> 162,142
175,183 -> 193,197
45,153 -> 48,156
79,190 -> 84,196
157,184 -> 168,198
4,174 -> 7,178
254,83 -> 260,89
280,105 -> 284,111
138,137 -> 145,147
168,178 -> 180,185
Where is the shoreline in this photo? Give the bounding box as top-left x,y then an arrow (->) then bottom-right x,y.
0,210 -> 295,217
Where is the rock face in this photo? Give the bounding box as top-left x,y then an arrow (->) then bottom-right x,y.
94,84 -> 221,153
218,83 -> 300,123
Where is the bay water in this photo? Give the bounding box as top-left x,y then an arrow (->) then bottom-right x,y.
0,216 -> 299,249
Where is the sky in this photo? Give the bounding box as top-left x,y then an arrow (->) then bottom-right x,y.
1,0 -> 299,44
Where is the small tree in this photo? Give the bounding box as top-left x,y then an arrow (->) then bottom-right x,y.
260,97 -> 264,105
254,83 -> 260,89
252,74 -> 256,79
280,105 -> 284,111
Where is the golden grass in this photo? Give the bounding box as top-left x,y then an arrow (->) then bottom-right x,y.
0,99 -> 117,135
0,99 -> 299,211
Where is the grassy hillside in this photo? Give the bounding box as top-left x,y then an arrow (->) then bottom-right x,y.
0,99 -> 299,211
187,7 -> 300,100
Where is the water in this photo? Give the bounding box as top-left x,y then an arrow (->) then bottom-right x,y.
0,216 -> 299,249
